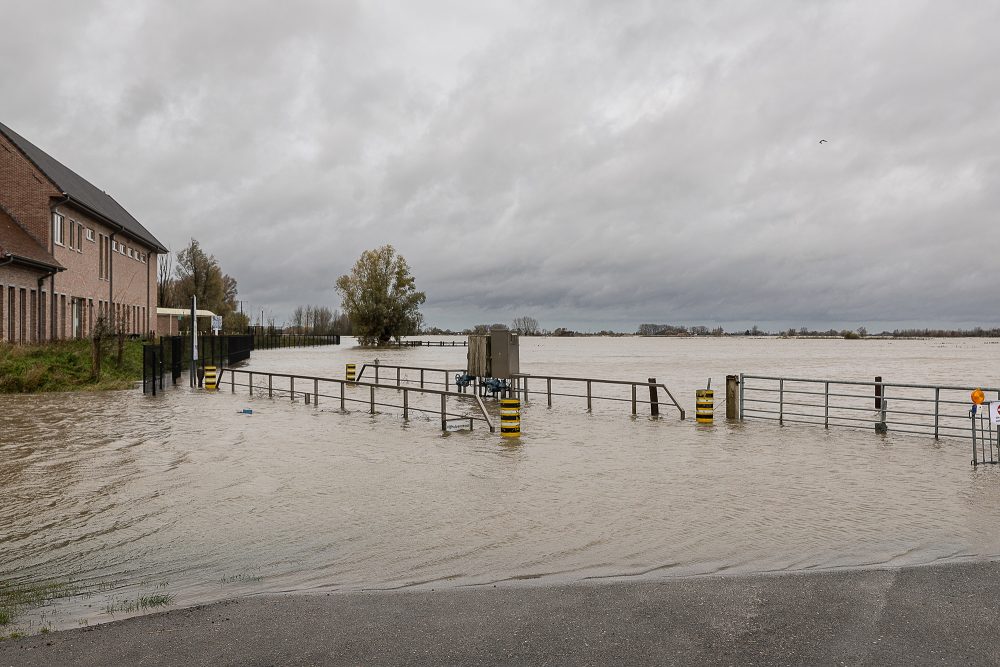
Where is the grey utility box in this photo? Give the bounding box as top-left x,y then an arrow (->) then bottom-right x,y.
467,328 -> 520,378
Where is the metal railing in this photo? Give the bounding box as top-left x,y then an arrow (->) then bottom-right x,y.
224,368 -> 494,433
510,373 -> 686,418
971,408 -> 999,465
741,374 -> 998,440
355,363 -> 463,391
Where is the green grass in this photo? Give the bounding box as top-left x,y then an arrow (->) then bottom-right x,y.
0,580 -> 81,628
0,338 -> 144,393
104,593 -> 173,615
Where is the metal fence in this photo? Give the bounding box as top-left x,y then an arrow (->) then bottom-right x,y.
224,368 -> 494,433
251,332 -> 340,350
511,373 -> 686,418
143,334 -> 254,394
740,374 -> 998,441
971,408 -> 999,465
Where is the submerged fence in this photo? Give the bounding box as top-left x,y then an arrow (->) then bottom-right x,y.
740,374 -> 997,441
223,368 -> 494,432
350,363 -> 686,419
142,334 -> 253,394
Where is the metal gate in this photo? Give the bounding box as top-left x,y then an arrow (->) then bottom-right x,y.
971,405 -> 999,466
142,344 -> 161,395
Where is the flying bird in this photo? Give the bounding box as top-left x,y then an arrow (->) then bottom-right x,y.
819,139 -> 828,144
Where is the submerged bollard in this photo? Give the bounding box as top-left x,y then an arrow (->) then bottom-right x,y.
696,388 -> 714,424
500,398 -> 521,438
346,363 -> 356,384
203,365 -> 218,391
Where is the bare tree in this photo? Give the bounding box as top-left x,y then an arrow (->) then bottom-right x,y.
511,316 -> 540,336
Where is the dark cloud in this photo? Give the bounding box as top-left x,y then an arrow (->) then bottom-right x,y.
2,0 -> 997,332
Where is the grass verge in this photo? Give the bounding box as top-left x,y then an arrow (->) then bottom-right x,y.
0,338 -> 144,393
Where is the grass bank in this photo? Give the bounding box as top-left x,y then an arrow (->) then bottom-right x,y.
0,339 -> 144,393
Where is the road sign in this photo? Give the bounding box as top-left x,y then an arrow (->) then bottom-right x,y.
991,402 -> 1000,426
211,315 -> 223,332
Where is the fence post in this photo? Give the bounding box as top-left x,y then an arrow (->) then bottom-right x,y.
587,380 -> 593,412
290,376 -> 295,401
648,378 -> 658,417
340,381 -> 345,411
314,378 -> 319,407
739,373 -> 744,421
779,378 -> 784,425
440,394 -> 447,430
726,375 -> 738,420
547,378 -> 552,408
403,389 -> 409,420
420,369 -> 424,388
445,373 -> 450,392
934,387 -> 940,439
249,371 -> 253,396
875,376 -> 882,409
523,377 -> 528,404
370,386 -> 375,414
375,365 -> 379,384
269,375 -> 273,399
631,384 -> 637,415
231,370 -> 235,394
824,381 -> 830,428
397,367 -> 401,387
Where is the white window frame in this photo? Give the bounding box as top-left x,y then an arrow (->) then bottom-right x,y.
127,248 -> 133,259
52,213 -> 65,246
86,228 -> 95,242
112,240 -> 118,252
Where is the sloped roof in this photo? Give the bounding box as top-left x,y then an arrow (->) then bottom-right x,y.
0,121 -> 167,253
0,207 -> 62,271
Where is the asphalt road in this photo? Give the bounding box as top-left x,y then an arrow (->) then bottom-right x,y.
3,560 -> 999,666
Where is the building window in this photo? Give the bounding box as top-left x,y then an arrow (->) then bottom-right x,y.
112,240 -> 118,252
67,220 -> 75,250
127,248 -> 133,259
53,213 -> 65,246
86,228 -> 95,242
77,224 -> 83,252
141,253 -> 146,263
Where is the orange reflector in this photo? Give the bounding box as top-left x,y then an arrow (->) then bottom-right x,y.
972,388 -> 985,405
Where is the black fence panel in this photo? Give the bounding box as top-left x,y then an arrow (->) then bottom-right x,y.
142,344 -> 160,395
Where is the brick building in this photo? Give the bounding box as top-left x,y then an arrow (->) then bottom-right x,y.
0,121 -> 166,343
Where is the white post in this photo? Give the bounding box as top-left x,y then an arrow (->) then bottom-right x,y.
190,295 -> 198,387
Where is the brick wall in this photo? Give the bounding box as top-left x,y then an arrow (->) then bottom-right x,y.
0,132 -> 60,248
1,132 -> 160,341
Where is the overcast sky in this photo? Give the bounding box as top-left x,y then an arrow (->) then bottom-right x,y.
2,0 -> 998,332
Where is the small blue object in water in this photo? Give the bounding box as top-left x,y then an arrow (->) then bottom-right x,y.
241,409 -> 253,415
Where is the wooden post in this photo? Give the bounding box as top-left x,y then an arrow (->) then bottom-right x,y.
934,387 -> 940,439
726,375 -> 738,420
440,394 -> 447,430
587,380 -> 592,411
397,367 -> 401,387
370,386 -> 375,414
648,377 -> 659,417
631,384 -> 637,415
268,374 -> 273,398
290,376 -> 295,401
875,376 -> 882,409
547,378 -> 552,408
340,381 -> 345,411
249,371 -> 253,396
403,388 -> 409,420
420,369 -> 424,388
314,378 -> 319,407
523,377 -> 528,404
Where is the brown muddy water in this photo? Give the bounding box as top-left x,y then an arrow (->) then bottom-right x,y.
2,336 -> 999,632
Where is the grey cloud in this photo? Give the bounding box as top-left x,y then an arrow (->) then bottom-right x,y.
2,0 -> 998,331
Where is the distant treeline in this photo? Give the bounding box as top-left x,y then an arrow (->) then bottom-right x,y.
889,328 -> 1000,338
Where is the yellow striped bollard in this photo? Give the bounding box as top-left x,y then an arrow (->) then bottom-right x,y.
203,366 -> 218,391
500,398 -> 521,438
696,389 -> 714,424
346,363 -> 356,384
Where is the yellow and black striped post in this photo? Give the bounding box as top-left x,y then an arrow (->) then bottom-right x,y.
696,389 -> 714,424
346,363 -> 356,384
500,398 -> 521,438
203,365 -> 218,391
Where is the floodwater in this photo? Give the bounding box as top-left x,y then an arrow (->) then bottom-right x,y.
2,336 -> 1000,631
